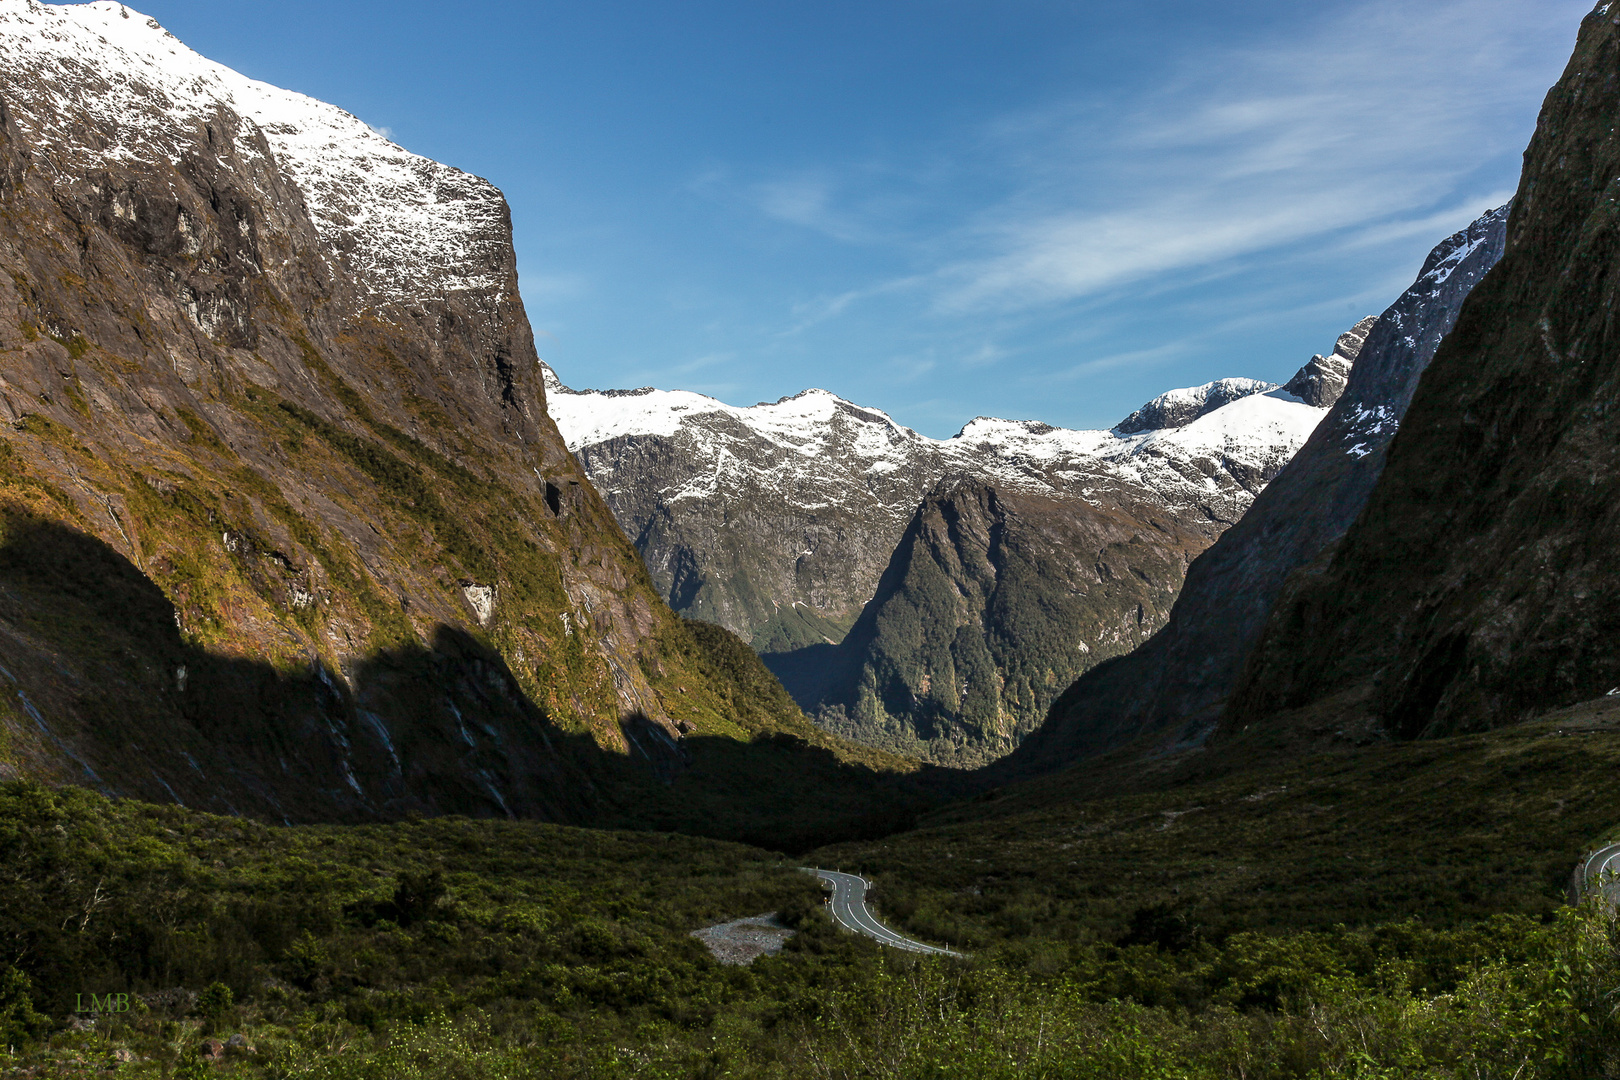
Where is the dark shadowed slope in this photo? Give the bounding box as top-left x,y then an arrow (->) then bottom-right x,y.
1228,3 -> 1620,740
0,2 -> 914,834
1000,205 -> 1508,775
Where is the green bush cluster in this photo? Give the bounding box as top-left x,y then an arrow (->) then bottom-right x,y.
0,780 -> 1616,1077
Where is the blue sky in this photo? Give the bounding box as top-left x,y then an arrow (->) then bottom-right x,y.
136,0 -> 1585,436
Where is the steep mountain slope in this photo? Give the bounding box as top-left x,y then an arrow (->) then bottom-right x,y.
545,371 -> 944,646
552,348 -> 1363,765
548,365 -> 1334,650
785,387 -> 1360,766
1003,206 -> 1509,772
775,477 -> 1212,764
0,0 -> 908,834
1225,4 -> 1620,741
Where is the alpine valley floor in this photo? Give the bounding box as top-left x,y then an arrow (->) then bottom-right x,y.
3,695 -> 1620,1077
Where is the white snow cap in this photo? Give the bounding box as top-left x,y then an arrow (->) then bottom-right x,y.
1114,377 -> 1277,434
542,363 -> 1327,504
543,364 -> 919,461
0,0 -> 507,306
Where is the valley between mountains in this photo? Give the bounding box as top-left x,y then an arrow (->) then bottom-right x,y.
546,325 -> 1373,766
1,1 -> 1620,1078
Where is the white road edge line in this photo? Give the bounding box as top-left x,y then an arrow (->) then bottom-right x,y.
802,867 -> 967,958
1578,843 -> 1620,898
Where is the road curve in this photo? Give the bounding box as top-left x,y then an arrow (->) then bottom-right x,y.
1575,841 -> 1620,905
802,868 -> 966,957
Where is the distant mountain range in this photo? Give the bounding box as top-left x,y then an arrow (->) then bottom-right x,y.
547,324 -> 1371,763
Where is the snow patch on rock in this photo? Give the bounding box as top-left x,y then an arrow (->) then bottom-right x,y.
544,361 -> 1327,518
0,0 -> 507,306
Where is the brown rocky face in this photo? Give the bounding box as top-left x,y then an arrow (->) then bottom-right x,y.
0,4 -> 904,828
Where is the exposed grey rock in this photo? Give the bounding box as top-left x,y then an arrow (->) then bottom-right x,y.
1281,315 -> 1378,407
1114,377 -> 1277,434
1005,204 -> 1510,774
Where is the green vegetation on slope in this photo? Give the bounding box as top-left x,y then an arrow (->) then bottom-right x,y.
5,694 -> 1620,1080
773,482 -> 1201,769
0,492 -> 921,839
749,605 -> 853,655
597,618 -> 924,851
816,707 -> 1620,956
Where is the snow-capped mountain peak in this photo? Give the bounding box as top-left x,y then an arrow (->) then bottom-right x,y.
542,363 -> 923,462
1113,377 -> 1277,434
543,341 -> 1355,644
546,359 -> 1327,506
0,0 -> 507,306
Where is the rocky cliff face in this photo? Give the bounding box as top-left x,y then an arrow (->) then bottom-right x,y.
0,1 -> 905,835
775,477 -> 1213,765
1280,317 -> 1377,408
1003,207 -> 1508,773
552,344 -> 1357,764
549,366 -> 1333,648
1224,3 -> 1620,740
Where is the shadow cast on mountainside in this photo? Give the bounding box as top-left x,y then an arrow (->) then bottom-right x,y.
0,514 -> 932,849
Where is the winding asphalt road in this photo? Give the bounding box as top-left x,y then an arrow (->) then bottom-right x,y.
1576,841 -> 1620,905
802,868 -> 966,958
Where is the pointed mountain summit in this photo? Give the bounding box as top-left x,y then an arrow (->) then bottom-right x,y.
1114,377 -> 1278,434
1281,315 -> 1378,408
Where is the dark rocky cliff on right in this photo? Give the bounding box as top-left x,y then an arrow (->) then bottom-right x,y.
1223,4 -> 1620,740
997,204 -> 1509,774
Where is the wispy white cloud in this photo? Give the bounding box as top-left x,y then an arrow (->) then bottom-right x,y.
750,0 -> 1580,325
754,175 -> 867,242
957,342 -> 1007,370
517,271 -> 589,304
1046,340 -> 1192,383
778,273 -> 927,336
928,0 -> 1581,312
1333,189 -> 1518,253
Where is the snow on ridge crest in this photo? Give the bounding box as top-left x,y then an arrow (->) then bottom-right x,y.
1416,204 -> 1511,294
0,0 -> 508,306
543,362 -> 923,458
544,360 -> 1330,509
1113,377 -> 1277,435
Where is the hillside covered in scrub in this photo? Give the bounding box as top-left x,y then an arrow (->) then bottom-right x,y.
1,719 -> 1618,1078
5,1 -> 1620,1078
0,0 -> 913,839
